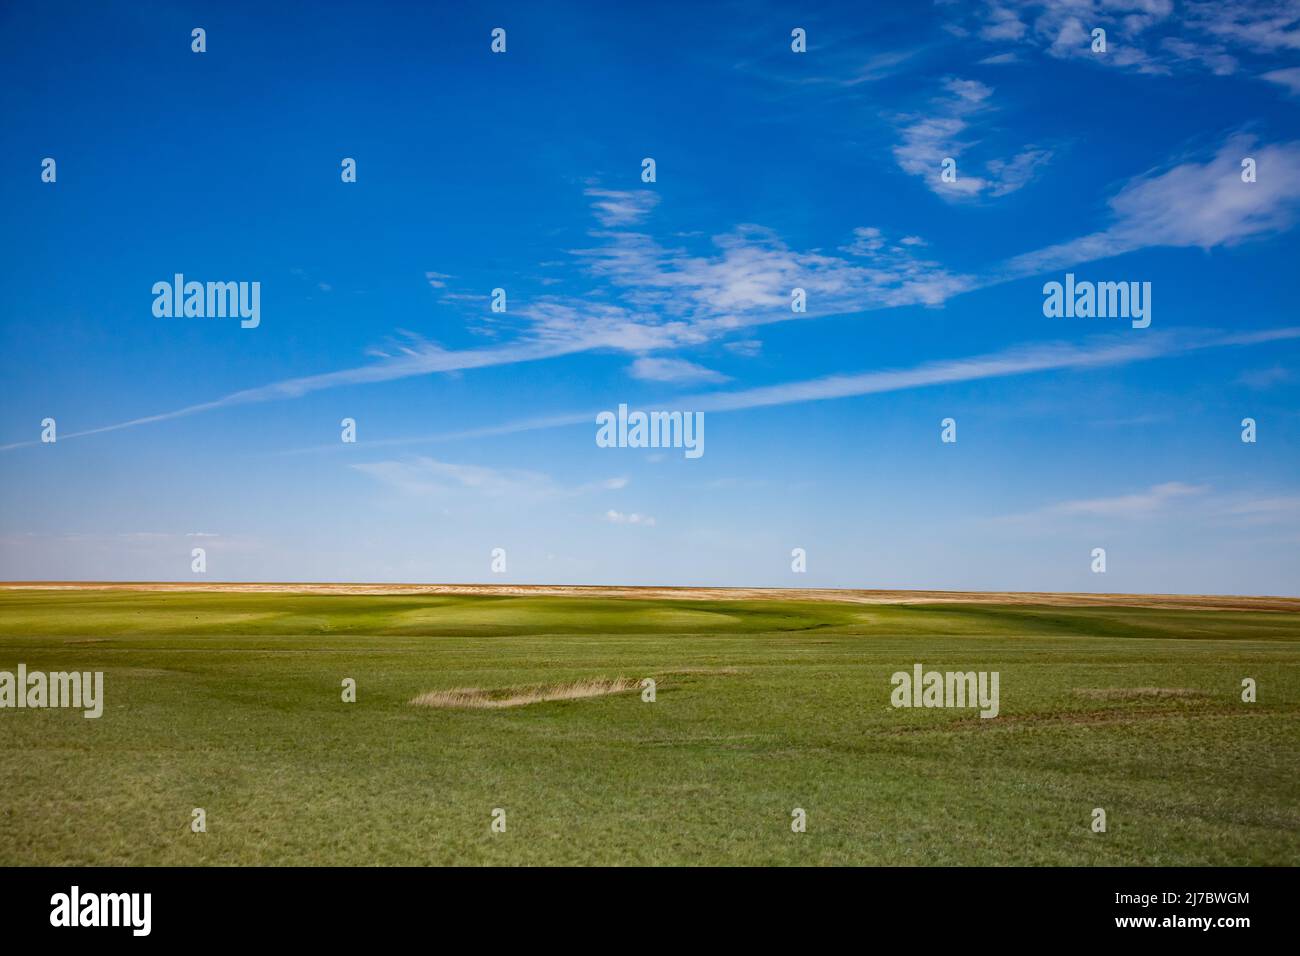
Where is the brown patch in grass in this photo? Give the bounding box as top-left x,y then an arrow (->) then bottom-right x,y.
882,704 -> 1271,735
1074,687 -> 1208,699
410,676 -> 639,710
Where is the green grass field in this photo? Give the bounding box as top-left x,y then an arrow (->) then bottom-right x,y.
1,588 -> 1297,866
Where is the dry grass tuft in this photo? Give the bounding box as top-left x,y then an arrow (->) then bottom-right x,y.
1074,687 -> 1207,699
410,676 -> 639,710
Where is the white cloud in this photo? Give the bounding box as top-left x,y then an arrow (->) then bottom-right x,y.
629,357 -> 730,384
0,335 -> 588,451
1261,65 -> 1300,93
724,338 -> 763,357
1160,37 -> 1238,75
293,325 -> 1300,452
840,226 -> 886,256
968,1 -> 1299,78
1236,365 -> 1291,389
981,4 -> 1028,40
945,76 -> 995,104
13,140 -> 1298,454
1220,495 -> 1300,519
604,510 -> 656,527
999,483 -> 1300,531
892,78 -> 1052,201
1046,15 -> 1094,60
685,333 -> 1170,414
1186,0 -> 1300,53
351,457 -> 626,501
546,220 -> 975,349
739,44 -> 922,88
677,327 -> 1300,415
1004,135 -> 1300,276
984,147 -> 1054,197
1046,481 -> 1207,517
585,188 -> 659,227
36,163 -> 1224,457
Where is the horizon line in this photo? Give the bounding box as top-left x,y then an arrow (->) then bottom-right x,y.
3,581 -> 1297,609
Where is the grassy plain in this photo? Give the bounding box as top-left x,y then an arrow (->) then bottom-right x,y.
1,586 -> 1297,865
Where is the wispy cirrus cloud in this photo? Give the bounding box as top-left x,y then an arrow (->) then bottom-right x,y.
682,327 -> 1299,415
980,4 -> 1029,41
963,0 -> 1300,78
329,325 -> 1300,451
982,480 -> 1209,528
780,48 -> 923,88
351,457 -> 626,501
992,481 -> 1300,530
603,509 -> 656,527
892,77 -> 1052,200
629,356 -> 730,385
8,133 -> 1300,454
561,219 -> 973,332
1237,365 -> 1291,389
0,336 -> 583,451
585,188 -> 659,227
1003,134 -> 1300,276
1261,65 -> 1300,94
1045,481 -> 1207,518
730,31 -> 926,89
1187,0 -> 1300,54
1219,494 -> 1300,522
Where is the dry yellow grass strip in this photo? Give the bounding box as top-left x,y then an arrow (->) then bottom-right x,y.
7,582 -> 1298,612
410,676 -> 639,710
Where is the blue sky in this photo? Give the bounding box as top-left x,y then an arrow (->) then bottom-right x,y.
2,0 -> 1298,593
